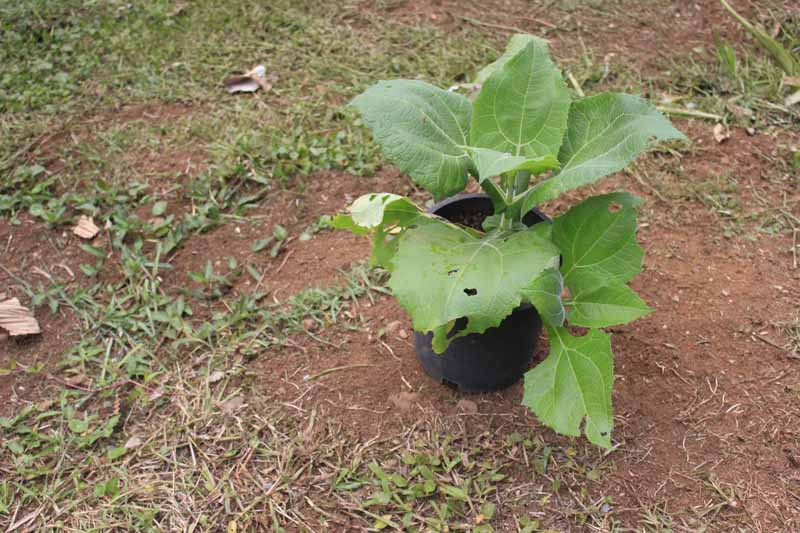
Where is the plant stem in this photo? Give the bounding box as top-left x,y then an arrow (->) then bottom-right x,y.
513,171 -> 531,201
478,178 -> 506,213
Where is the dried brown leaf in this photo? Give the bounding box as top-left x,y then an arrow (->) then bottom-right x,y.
221,395 -> 246,414
208,370 -> 225,383
73,215 -> 100,239
0,297 -> 41,336
713,123 -> 731,144
124,435 -> 143,449
168,0 -> 188,17
223,65 -> 272,94
785,90 -> 800,107
64,374 -> 90,387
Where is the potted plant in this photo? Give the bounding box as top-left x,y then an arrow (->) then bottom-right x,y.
334,35 -> 686,447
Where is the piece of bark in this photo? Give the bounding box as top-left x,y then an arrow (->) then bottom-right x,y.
0,297 -> 41,336
73,215 -> 100,239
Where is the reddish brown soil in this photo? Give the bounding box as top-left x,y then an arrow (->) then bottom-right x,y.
0,217 -> 87,416
367,0 -> 799,71
245,123 -> 800,528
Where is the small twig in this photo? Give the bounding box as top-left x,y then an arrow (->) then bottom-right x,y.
566,71 -> 585,98
631,168 -> 668,203
518,15 -> 557,30
792,227 -> 797,270
48,374 -> 95,393
303,364 -> 375,382
456,15 -> 527,34
379,339 -> 400,361
764,370 -> 788,385
275,248 -> 294,274
752,333 -> 785,351
657,106 -> 723,121
671,367 -> 693,386
5,504 -> 46,532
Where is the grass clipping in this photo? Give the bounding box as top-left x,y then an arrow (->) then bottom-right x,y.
0,296 -> 41,336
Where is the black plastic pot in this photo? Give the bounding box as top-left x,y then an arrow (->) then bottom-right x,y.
414,193 -> 549,393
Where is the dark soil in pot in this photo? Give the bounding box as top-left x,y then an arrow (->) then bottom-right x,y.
414,193 -> 549,393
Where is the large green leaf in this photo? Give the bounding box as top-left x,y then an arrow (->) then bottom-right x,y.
350,80 -> 472,200
388,221 -> 560,353
470,38 -> 571,159
467,147 -> 559,182
553,193 -> 644,294
568,283 -> 651,328
520,93 -> 687,213
520,267 -> 565,328
474,34 -> 541,85
522,327 -> 614,448
333,193 -> 422,229
332,192 -> 428,267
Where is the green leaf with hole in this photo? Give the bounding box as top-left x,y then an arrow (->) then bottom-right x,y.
520,267 -> 564,328
520,93 -> 687,213
523,326 -> 613,448
471,38 -> 570,159
553,193 -> 643,295
388,220 -> 559,353
568,283 -> 651,328
350,80 -> 472,200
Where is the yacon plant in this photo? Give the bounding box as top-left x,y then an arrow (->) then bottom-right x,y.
334,35 -> 686,447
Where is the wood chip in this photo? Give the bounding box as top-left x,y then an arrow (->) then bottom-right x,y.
0,297 -> 41,336
72,215 -> 100,239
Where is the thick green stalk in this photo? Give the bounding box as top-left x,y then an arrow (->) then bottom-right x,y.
478,177 -> 507,214
513,170 -> 531,195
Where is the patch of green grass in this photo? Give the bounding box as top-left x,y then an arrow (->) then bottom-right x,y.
334,434 -> 507,531
0,255 -> 386,530
656,11 -> 800,128
1,0 -> 496,174
1,0 -> 501,256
